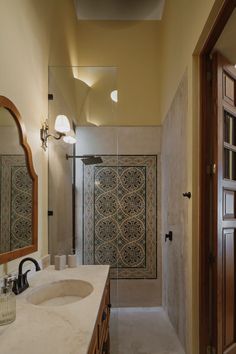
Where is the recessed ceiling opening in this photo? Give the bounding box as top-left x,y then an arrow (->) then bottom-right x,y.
75,0 -> 166,21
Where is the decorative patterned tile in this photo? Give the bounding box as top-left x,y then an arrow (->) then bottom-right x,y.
83,155 -> 157,279
0,155 -> 33,253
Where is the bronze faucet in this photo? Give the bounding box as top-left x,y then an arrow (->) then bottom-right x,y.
12,257 -> 41,295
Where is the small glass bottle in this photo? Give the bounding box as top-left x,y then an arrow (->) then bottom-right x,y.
0,275 -> 16,326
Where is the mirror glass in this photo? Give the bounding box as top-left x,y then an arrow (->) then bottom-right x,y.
0,107 -> 33,253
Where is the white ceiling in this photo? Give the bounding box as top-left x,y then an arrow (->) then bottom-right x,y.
75,0 -> 165,21
214,8 -> 236,65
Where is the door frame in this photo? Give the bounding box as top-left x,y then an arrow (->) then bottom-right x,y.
200,0 -> 236,352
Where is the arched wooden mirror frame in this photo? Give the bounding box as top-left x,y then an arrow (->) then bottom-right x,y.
0,96 -> 38,264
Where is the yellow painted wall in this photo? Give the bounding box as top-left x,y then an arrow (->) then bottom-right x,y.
77,21 -> 161,125
0,0 -> 79,275
160,0 -> 217,121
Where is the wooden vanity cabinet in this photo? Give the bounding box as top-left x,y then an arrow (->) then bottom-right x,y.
88,280 -> 110,354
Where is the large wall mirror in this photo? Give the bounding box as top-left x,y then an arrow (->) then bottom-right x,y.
0,96 -> 38,264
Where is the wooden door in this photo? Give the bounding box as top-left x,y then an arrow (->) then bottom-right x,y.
212,52 -> 236,354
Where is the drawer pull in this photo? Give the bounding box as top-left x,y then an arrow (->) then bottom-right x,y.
108,303 -> 112,309
102,311 -> 107,321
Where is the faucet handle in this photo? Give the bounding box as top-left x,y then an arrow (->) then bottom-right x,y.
4,274 -> 17,284
2,274 -> 17,293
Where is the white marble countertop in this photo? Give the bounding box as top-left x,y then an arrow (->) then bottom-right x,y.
0,265 -> 110,354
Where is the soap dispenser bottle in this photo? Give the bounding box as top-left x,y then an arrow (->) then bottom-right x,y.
0,275 -> 16,326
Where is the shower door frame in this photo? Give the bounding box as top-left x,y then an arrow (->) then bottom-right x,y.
199,0 -> 236,353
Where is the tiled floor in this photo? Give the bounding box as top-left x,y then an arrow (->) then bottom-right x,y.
110,307 -> 185,354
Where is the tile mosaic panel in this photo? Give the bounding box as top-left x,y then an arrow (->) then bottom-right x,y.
0,155 -> 33,253
83,155 -> 157,279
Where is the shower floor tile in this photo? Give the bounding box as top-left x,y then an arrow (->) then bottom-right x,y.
110,307 -> 185,354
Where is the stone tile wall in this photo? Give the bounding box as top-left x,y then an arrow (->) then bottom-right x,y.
161,71 -> 188,350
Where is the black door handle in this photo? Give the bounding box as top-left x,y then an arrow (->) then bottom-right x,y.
165,231 -> 173,242
183,192 -> 191,199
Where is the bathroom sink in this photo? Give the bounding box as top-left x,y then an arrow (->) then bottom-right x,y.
26,279 -> 93,307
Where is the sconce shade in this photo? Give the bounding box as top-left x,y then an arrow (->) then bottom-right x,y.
110,90 -> 118,103
63,136 -> 77,144
63,129 -> 76,144
63,130 -> 77,144
54,115 -> 70,133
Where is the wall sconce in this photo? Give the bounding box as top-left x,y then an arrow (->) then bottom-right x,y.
40,115 -> 76,151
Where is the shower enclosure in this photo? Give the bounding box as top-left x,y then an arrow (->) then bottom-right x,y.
48,65 -> 160,352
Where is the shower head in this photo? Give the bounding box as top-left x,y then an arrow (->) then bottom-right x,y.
65,154 -> 103,165
81,156 -> 103,165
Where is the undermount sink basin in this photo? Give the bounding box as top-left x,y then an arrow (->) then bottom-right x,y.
26,279 -> 93,307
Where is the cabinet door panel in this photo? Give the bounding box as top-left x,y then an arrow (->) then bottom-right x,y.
223,229 -> 236,349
